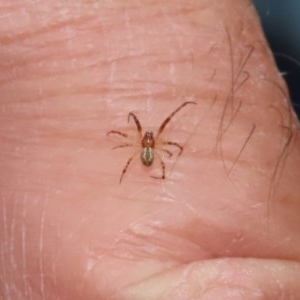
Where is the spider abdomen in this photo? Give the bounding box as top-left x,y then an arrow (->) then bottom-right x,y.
141,146 -> 154,166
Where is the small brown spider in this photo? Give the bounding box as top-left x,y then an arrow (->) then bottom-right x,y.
107,101 -> 196,183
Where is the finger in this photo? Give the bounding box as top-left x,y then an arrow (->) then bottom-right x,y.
122,258 -> 300,300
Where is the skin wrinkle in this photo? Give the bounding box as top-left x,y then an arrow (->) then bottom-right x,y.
0,197 -> 9,298
38,198 -> 46,300
113,195 -> 250,261
0,0 -> 300,299
21,193 -> 31,299
9,197 -> 17,276
109,221 -> 208,263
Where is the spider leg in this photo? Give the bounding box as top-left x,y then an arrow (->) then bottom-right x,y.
151,154 -> 165,180
119,155 -> 135,184
156,101 -> 196,139
118,149 -> 141,184
128,112 -> 143,139
112,143 -> 133,150
163,141 -> 183,156
107,130 -> 128,138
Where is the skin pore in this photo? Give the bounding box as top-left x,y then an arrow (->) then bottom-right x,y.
0,0 -> 300,299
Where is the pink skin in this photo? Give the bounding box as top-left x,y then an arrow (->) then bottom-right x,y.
1,0 -> 300,299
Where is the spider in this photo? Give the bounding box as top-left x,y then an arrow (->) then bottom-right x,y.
107,101 -> 196,183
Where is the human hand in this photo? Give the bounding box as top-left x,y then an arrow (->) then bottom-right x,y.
1,0 -> 300,299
